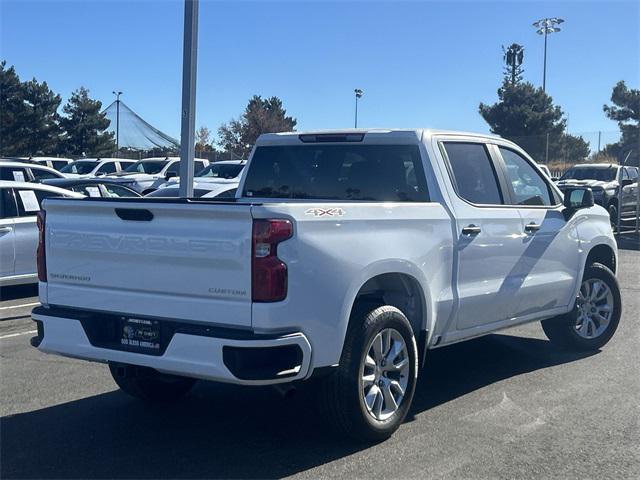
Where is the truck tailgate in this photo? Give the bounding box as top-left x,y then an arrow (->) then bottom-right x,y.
43,199 -> 253,328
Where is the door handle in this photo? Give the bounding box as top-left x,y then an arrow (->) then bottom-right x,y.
0,226 -> 13,234
524,223 -> 541,233
461,224 -> 481,236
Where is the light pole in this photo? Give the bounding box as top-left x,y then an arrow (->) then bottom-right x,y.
178,0 -> 199,198
354,88 -> 363,128
532,17 -> 564,92
112,91 -> 123,157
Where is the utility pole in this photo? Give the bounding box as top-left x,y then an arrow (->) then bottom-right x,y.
178,0 -> 199,198
354,88 -> 363,128
533,17 -> 564,92
112,91 -> 123,157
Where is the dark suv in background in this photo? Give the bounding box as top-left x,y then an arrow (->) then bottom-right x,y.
557,163 -> 639,222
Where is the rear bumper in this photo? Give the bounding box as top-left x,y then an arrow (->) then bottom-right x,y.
32,307 -> 312,386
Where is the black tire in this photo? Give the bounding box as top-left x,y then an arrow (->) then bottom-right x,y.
109,362 -> 196,402
318,305 -> 418,442
608,202 -> 618,228
541,262 -> 621,351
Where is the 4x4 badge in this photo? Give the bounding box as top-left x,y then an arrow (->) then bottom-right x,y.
305,207 -> 346,217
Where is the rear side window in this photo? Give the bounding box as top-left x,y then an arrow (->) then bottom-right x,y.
443,143 -> 503,205
1,188 -> 18,218
242,144 -> 429,201
1,167 -> 29,182
15,189 -> 64,216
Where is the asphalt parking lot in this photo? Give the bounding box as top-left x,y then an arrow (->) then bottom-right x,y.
1,244 -> 639,479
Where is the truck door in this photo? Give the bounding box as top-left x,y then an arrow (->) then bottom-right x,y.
439,141 -> 528,330
494,146 -> 579,318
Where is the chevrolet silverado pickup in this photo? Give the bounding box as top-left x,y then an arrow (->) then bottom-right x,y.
31,129 -> 622,441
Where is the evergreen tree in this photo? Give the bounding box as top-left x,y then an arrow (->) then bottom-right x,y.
218,95 -> 297,157
479,81 -> 589,162
603,81 -> 639,166
0,61 -> 62,156
60,87 -> 115,157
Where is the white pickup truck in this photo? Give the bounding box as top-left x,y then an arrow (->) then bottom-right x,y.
31,129 -> 622,441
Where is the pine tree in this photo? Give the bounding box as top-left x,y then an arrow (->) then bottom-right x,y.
60,87 -> 115,157
218,95 -> 297,157
603,81 -> 639,166
0,61 -> 62,156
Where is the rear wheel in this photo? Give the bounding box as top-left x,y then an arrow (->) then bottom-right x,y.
318,306 -> 418,442
109,363 -> 196,402
541,262 -> 621,351
608,202 -> 618,228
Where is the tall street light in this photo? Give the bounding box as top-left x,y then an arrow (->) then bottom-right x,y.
354,88 -> 363,128
532,17 -> 564,92
112,90 -> 123,157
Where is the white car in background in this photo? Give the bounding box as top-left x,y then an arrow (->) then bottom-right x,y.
60,158 -> 136,179
106,157 -> 209,194
146,183 -> 237,198
25,157 -> 74,171
0,180 -> 83,286
0,161 -> 64,183
160,160 -> 245,191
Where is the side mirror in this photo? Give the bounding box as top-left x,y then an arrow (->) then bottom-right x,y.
563,187 -> 594,211
621,178 -> 633,187
165,172 -> 177,180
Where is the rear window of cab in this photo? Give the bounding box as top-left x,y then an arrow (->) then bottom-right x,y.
242,144 -> 429,202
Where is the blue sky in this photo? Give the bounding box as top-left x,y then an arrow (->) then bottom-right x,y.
1,0 -> 638,147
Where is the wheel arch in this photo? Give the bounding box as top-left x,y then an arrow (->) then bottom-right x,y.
338,261 -> 434,366
586,243 -> 617,273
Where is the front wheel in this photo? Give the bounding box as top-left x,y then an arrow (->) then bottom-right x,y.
541,262 -> 621,351
109,363 -> 196,402
318,306 -> 418,442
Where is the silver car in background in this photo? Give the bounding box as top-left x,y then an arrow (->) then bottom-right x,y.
0,181 -> 83,286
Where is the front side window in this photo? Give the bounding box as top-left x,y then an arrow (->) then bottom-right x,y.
60,161 -> 97,175
442,142 -> 503,205
499,147 -> 553,206
30,168 -> 60,181
198,163 -> 244,179
52,160 -> 69,170
124,160 -> 167,174
96,162 -> 117,174
166,162 -> 180,176
243,144 -> 429,202
102,184 -> 139,198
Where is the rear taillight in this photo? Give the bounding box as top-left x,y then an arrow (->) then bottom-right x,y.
252,219 -> 293,302
36,210 -> 47,282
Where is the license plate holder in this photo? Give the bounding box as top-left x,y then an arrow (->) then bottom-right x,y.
120,317 -> 162,352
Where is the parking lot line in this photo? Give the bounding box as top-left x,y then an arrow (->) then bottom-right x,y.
0,302 -> 40,311
0,330 -> 37,340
